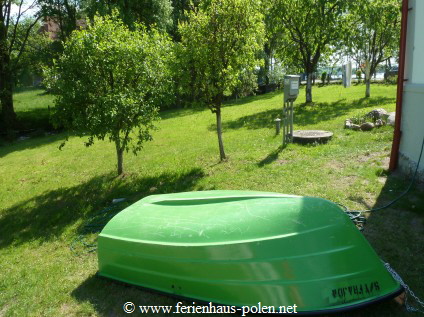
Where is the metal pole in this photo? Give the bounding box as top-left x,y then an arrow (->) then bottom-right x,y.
283,102 -> 287,146
289,101 -> 294,142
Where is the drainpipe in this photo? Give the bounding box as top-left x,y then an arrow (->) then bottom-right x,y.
389,0 -> 409,171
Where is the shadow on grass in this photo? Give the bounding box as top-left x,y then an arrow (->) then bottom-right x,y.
13,86 -> 43,94
0,130 -> 65,158
71,274 -> 407,317
349,172 -> 424,317
0,106 -> 60,156
0,168 -> 205,249
210,96 -> 395,132
222,90 -> 282,108
257,146 -> 286,167
16,107 -> 54,131
160,90 -> 282,121
159,106 -> 206,120
72,275 -> 202,317
295,97 -> 395,127
363,171 -> 424,263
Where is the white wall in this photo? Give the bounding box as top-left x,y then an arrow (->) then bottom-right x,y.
399,0 -> 424,179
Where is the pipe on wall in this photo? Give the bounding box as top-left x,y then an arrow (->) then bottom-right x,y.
389,0 -> 409,171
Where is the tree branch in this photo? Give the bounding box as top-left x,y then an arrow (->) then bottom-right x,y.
8,0 -> 25,54
13,13 -> 42,67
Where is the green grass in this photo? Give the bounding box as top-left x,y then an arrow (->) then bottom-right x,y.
0,83 -> 423,316
12,87 -> 55,132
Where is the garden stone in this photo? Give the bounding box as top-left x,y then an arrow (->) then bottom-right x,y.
345,119 -> 352,129
361,122 -> 374,131
367,108 -> 387,120
351,124 -> 361,131
375,119 -> 384,127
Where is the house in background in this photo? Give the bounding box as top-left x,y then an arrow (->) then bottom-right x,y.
37,17 -> 87,40
390,0 -> 424,180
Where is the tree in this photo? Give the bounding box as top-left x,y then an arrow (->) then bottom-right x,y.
1,0 -> 42,133
270,0 -> 349,103
82,0 -> 173,33
178,0 -> 264,161
261,0 -> 285,89
12,19 -> 53,86
346,0 -> 400,97
169,0 -> 199,40
45,13 -> 174,175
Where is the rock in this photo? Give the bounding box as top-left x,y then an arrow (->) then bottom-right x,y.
345,119 -> 352,129
375,119 -> 384,127
387,112 -> 396,126
367,108 -> 388,121
351,124 -> 361,131
360,122 -> 374,131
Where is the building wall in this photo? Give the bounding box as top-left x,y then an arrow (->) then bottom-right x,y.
399,0 -> 424,179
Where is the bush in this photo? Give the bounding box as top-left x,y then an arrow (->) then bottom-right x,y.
385,74 -> 398,85
321,72 -> 327,84
356,70 -> 362,83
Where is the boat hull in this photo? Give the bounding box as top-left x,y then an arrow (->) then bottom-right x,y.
98,191 -> 402,313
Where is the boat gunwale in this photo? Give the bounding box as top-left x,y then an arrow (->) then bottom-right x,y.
96,272 -> 404,315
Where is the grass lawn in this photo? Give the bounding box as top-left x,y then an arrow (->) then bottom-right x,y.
0,83 -> 423,316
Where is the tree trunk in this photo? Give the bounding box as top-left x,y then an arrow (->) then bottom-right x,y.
115,140 -> 124,175
306,73 -> 313,103
365,60 -> 371,98
0,13 -> 17,134
264,56 -> 270,87
365,77 -> 371,98
264,42 -> 271,87
0,54 -> 17,134
215,107 -> 226,161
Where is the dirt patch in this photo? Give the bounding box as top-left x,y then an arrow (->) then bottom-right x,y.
325,160 -> 346,170
330,175 -> 358,191
381,156 -> 390,169
356,151 -> 389,164
0,303 -> 10,317
348,192 -> 375,210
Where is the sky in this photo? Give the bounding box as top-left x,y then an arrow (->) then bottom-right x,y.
9,1 -> 39,18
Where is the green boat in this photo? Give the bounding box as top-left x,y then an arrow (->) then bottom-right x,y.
98,190 -> 402,314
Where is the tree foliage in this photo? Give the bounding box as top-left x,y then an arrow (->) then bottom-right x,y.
12,18 -> 53,86
45,13 -> 174,175
345,0 -> 400,97
260,0 -> 285,88
178,0 -> 264,161
169,0 -> 199,40
82,0 -> 173,33
270,0 -> 350,103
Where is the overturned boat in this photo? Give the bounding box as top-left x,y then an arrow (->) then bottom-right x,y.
97,190 -> 403,314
